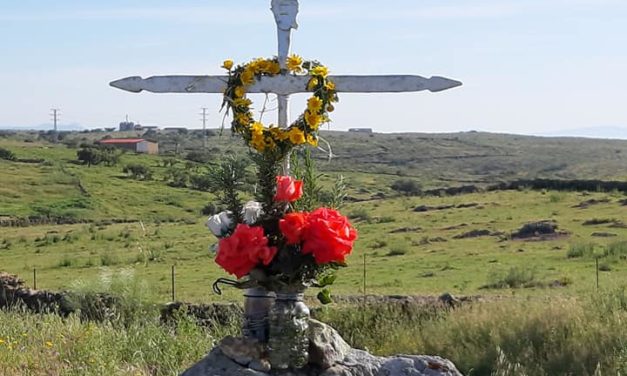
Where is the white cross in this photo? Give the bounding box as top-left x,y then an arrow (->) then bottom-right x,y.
110,0 -> 461,134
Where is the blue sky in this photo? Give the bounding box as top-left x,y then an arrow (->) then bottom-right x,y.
1,0 -> 626,134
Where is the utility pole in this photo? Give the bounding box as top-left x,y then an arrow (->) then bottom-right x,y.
50,108 -> 60,132
200,107 -> 208,149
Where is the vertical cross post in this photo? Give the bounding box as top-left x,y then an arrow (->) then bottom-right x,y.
271,0 -> 299,174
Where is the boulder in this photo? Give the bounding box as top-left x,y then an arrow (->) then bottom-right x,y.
308,319 -> 351,369
181,320 -> 462,376
181,347 -> 462,376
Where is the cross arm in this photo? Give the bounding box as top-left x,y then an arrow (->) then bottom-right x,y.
110,74 -> 461,95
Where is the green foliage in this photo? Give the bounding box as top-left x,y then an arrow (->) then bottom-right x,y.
185,150 -> 212,164
76,144 -> 121,167
567,243 -> 596,258
0,146 -> 16,161
122,163 -> 153,180
164,166 -> 190,187
390,179 -> 421,196
483,266 -> 539,289
208,157 -> 247,222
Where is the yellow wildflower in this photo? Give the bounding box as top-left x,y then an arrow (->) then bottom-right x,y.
267,61 -> 281,75
251,122 -> 264,134
235,112 -> 251,125
307,78 -> 319,90
265,136 -> 277,150
0,338 -> 5,344
325,80 -> 336,91
307,96 -> 323,113
222,59 -> 234,71
251,132 -> 266,151
326,104 -> 335,112
307,134 -> 319,147
286,54 -> 303,72
45,341 -> 53,348
233,98 -> 252,108
288,128 -> 306,145
234,86 -> 245,98
305,111 -> 322,128
240,68 -> 255,86
311,66 -> 328,78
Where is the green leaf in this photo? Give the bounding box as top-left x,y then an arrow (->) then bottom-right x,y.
317,288 -> 332,304
317,274 -> 336,287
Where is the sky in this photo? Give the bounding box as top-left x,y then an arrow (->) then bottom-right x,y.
1,0 -> 626,135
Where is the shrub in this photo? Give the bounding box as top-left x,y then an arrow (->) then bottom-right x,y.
122,163 -> 153,180
390,179 -> 421,196
0,147 -> 16,161
348,208 -> 371,222
386,247 -> 408,256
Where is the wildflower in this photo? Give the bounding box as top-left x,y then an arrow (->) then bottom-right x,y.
307,96 -> 323,113
287,54 -> 303,72
305,111 -> 322,128
45,341 -> 53,348
311,66 -> 328,78
240,68 -> 255,86
325,80 -> 336,91
307,78 -> 319,90
233,86 -> 245,98
222,59 -> 234,71
288,128 -> 306,145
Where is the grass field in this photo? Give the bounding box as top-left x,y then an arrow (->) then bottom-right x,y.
1,132 -> 627,375
1,135 -> 626,302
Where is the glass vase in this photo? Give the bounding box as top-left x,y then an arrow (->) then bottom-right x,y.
242,287 -> 275,343
268,290 -> 310,369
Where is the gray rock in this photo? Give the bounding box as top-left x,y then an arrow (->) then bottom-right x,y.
180,347 -> 462,376
308,319 -> 351,369
219,336 -> 264,367
249,359 -> 272,373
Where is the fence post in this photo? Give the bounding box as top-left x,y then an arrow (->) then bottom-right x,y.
171,265 -> 176,301
596,257 -> 599,290
33,268 -> 37,290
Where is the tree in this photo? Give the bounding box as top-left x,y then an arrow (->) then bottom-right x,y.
76,144 -> 121,167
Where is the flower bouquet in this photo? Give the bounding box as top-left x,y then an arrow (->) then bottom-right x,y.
205,55 -> 358,369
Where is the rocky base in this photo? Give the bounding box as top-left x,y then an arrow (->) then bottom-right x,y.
181,346 -> 461,376
181,319 -> 461,376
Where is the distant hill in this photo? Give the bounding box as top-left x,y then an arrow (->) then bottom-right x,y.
539,126 -> 627,140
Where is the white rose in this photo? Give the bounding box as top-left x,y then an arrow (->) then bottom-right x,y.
206,211 -> 233,238
242,201 -> 263,225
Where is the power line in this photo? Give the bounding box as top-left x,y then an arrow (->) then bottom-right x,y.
200,107 -> 208,149
50,108 -> 61,132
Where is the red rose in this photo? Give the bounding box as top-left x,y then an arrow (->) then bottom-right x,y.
216,224 -> 277,278
302,208 -> 358,264
274,176 -> 303,202
279,212 -> 309,245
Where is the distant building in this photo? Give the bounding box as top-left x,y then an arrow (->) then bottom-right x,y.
348,128 -> 373,133
119,121 -> 136,132
97,138 -> 158,154
139,125 -> 159,131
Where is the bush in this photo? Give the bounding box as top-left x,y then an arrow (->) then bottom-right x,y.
185,151 -> 212,164
122,163 -> 153,180
390,179 -> 421,196
0,147 -> 16,161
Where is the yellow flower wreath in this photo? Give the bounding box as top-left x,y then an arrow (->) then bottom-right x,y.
222,55 -> 338,154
